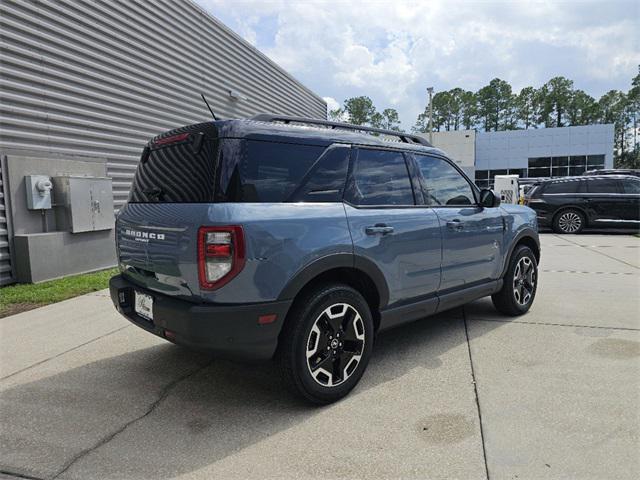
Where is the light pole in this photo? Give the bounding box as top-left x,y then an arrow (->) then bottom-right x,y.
427,87 -> 434,144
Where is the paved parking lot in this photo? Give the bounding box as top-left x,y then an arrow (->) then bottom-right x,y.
1,233 -> 639,480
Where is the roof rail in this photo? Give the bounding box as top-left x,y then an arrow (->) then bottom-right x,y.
251,113 -> 433,147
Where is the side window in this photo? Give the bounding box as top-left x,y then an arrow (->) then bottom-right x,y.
217,140 -> 325,202
621,178 -> 640,194
543,180 -> 584,194
345,149 -> 414,206
287,146 -> 350,202
415,155 -> 475,206
586,178 -> 621,194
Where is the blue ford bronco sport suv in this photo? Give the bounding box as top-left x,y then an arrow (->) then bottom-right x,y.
110,114 -> 540,404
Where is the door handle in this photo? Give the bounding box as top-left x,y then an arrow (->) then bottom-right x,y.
365,224 -> 394,235
446,219 -> 464,231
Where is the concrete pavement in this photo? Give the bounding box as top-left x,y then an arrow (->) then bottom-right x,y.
1,233 -> 638,480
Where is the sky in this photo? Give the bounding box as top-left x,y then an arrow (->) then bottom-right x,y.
195,0 -> 640,129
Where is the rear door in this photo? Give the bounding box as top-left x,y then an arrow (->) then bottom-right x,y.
584,177 -> 625,223
619,177 -> 640,223
344,148 -> 442,306
413,153 -> 504,291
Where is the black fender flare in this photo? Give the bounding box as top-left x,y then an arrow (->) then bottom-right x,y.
277,253 -> 390,308
501,228 -> 540,278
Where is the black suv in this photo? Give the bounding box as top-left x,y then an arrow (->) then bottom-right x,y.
525,175 -> 640,233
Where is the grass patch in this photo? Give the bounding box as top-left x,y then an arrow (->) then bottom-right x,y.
0,268 -> 118,318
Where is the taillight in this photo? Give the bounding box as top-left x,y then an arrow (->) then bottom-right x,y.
198,226 -> 245,290
153,132 -> 190,146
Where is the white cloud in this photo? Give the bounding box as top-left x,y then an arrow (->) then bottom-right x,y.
197,0 -> 640,128
323,96 -> 341,113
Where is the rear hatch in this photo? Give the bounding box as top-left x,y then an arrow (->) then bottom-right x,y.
117,122 -> 220,300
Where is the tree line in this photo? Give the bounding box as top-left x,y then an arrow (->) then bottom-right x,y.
329,68 -> 639,168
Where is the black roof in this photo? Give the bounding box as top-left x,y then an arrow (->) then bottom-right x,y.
584,168 -> 640,174
541,175 -> 638,183
213,118 -> 444,155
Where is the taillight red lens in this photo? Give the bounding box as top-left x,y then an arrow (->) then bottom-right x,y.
153,132 -> 190,146
206,244 -> 231,257
198,226 -> 245,290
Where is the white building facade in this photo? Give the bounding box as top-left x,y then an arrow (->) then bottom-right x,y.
427,124 -> 615,190
474,124 -> 614,189
429,130 -> 476,178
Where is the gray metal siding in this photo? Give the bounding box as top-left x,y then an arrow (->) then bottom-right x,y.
0,0 -> 326,210
0,0 -> 325,283
0,157 -> 15,285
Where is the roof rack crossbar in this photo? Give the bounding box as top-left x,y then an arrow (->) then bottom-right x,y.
251,113 -> 433,147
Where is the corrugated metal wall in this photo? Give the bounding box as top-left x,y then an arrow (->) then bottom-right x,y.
0,157 -> 15,285
0,0 -> 326,284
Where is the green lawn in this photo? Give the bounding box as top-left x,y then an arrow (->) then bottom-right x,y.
0,268 -> 118,318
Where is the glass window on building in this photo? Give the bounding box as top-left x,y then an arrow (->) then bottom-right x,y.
529,157 -> 551,168
569,155 -> 586,166
474,170 -> 489,189
587,154 -> 605,169
552,156 -> 569,166
552,166 -> 569,177
528,157 -> 551,179
529,167 -> 551,178
566,156 -> 587,175
508,168 -> 527,177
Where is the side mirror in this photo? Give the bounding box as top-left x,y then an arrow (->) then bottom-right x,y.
480,189 -> 501,208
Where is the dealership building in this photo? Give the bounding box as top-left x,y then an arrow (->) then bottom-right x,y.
0,0 -> 326,285
422,124 -> 615,189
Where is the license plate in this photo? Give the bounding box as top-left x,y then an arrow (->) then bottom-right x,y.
134,291 -> 154,321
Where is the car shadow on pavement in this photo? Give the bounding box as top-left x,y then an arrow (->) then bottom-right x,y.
0,307 -> 507,480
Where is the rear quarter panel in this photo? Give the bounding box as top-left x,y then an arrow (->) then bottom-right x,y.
202,203 -> 353,303
117,202 -> 352,304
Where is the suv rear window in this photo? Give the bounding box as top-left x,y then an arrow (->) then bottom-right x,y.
543,180 -> 584,194
216,140 -> 348,203
129,137 -> 218,203
621,178 -> 640,194
235,140 -> 325,202
585,178 -> 621,194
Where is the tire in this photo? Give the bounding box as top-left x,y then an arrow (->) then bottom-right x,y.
277,283 -> 374,404
553,208 -> 585,234
492,245 -> 538,316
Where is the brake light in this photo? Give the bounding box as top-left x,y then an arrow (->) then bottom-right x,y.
153,132 -> 190,146
198,226 -> 245,290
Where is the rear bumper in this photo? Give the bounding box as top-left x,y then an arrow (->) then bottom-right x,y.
109,275 -> 291,360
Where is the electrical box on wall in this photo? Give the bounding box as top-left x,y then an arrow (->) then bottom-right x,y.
52,176 -> 114,233
25,175 -> 53,210
494,174 -> 520,205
